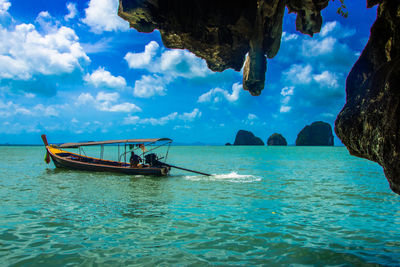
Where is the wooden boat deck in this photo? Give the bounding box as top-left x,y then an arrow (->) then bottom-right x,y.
46,146 -> 170,176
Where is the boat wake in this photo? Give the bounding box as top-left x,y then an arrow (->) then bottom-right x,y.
184,171 -> 261,183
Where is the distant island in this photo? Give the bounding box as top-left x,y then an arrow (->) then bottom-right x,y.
267,133 -> 287,146
296,121 -> 334,146
232,130 -> 264,146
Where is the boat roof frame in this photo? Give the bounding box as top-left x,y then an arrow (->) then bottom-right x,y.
58,138 -> 172,148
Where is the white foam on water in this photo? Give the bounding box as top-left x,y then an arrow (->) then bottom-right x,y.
184,171 -> 261,183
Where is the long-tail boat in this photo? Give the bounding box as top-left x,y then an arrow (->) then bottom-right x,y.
41,135 -> 210,176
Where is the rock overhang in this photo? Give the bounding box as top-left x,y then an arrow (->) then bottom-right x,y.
118,0 -> 330,96
118,0 -> 400,194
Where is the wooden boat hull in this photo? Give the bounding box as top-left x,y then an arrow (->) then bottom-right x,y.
46,147 -> 170,176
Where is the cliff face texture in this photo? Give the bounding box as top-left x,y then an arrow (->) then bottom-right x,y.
296,121 -> 334,146
335,0 -> 400,194
118,0 -> 329,96
234,130 -> 264,146
267,133 -> 287,146
119,0 -> 400,194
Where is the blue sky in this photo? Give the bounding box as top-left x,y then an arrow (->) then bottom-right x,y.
0,0 -> 377,145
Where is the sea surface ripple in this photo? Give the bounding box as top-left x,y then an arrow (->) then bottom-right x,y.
0,146 -> 399,266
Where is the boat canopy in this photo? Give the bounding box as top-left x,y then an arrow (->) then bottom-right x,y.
58,138 -> 172,148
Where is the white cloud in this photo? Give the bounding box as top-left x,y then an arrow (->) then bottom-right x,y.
123,109 -> 201,126
281,86 -> 294,96
302,37 -> 336,56
82,0 -> 129,33
36,11 -> 51,21
84,67 -> 127,89
279,21 -> 356,71
0,122 -> 41,134
0,0 -> 11,13
178,108 -> 201,121
125,41 -> 211,79
125,41 -> 213,98
96,91 -> 119,102
159,49 -> 211,78
0,23 -> 90,80
282,32 -> 298,42
81,37 -> 112,54
76,92 -> 141,113
198,83 -> 242,103
283,64 -> 312,84
24,93 -> 35,98
35,11 -> 58,32
280,86 -> 294,113
124,41 -> 159,69
247,113 -> 258,120
320,21 -> 337,37
313,71 -> 339,88
0,100 -> 61,117
76,92 -> 94,105
242,113 -> 259,125
103,102 -> 140,113
65,2 -> 78,21
321,112 -> 335,118
33,104 -> 59,117
124,112 -> 177,126
320,21 -> 356,39
280,106 -> 291,113
133,74 -> 167,98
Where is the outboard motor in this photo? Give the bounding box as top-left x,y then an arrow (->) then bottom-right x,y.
145,153 -> 160,166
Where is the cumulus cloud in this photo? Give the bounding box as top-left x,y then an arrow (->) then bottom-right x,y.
76,91 -> 141,113
279,106 -> 291,113
81,37 -> 112,54
125,41 -> 211,79
280,86 -> 294,113
302,37 -> 336,56
282,32 -> 298,42
313,71 -> 339,88
283,64 -> 312,85
242,113 -> 260,126
82,0 -> 129,33
0,100 -> 60,117
65,2 -> 78,21
0,22 -> 90,80
178,108 -> 202,121
133,74 -> 167,98
247,113 -> 258,120
84,67 -> 127,89
33,104 -> 59,117
123,108 -> 201,126
125,41 -> 213,97
124,112 -> 177,126
198,83 -> 242,103
278,22 -> 351,114
125,41 -> 160,69
279,20 -> 357,71
0,0 -> 12,26
0,0 -> 11,14
320,21 -> 356,39
159,49 -> 211,78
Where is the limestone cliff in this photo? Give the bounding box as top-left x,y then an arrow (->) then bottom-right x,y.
234,130 -> 264,146
118,0 -> 400,194
267,133 -> 287,146
296,121 -> 334,146
118,0 -> 329,95
335,0 -> 400,194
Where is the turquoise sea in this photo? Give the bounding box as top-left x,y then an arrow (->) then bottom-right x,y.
0,146 -> 399,266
